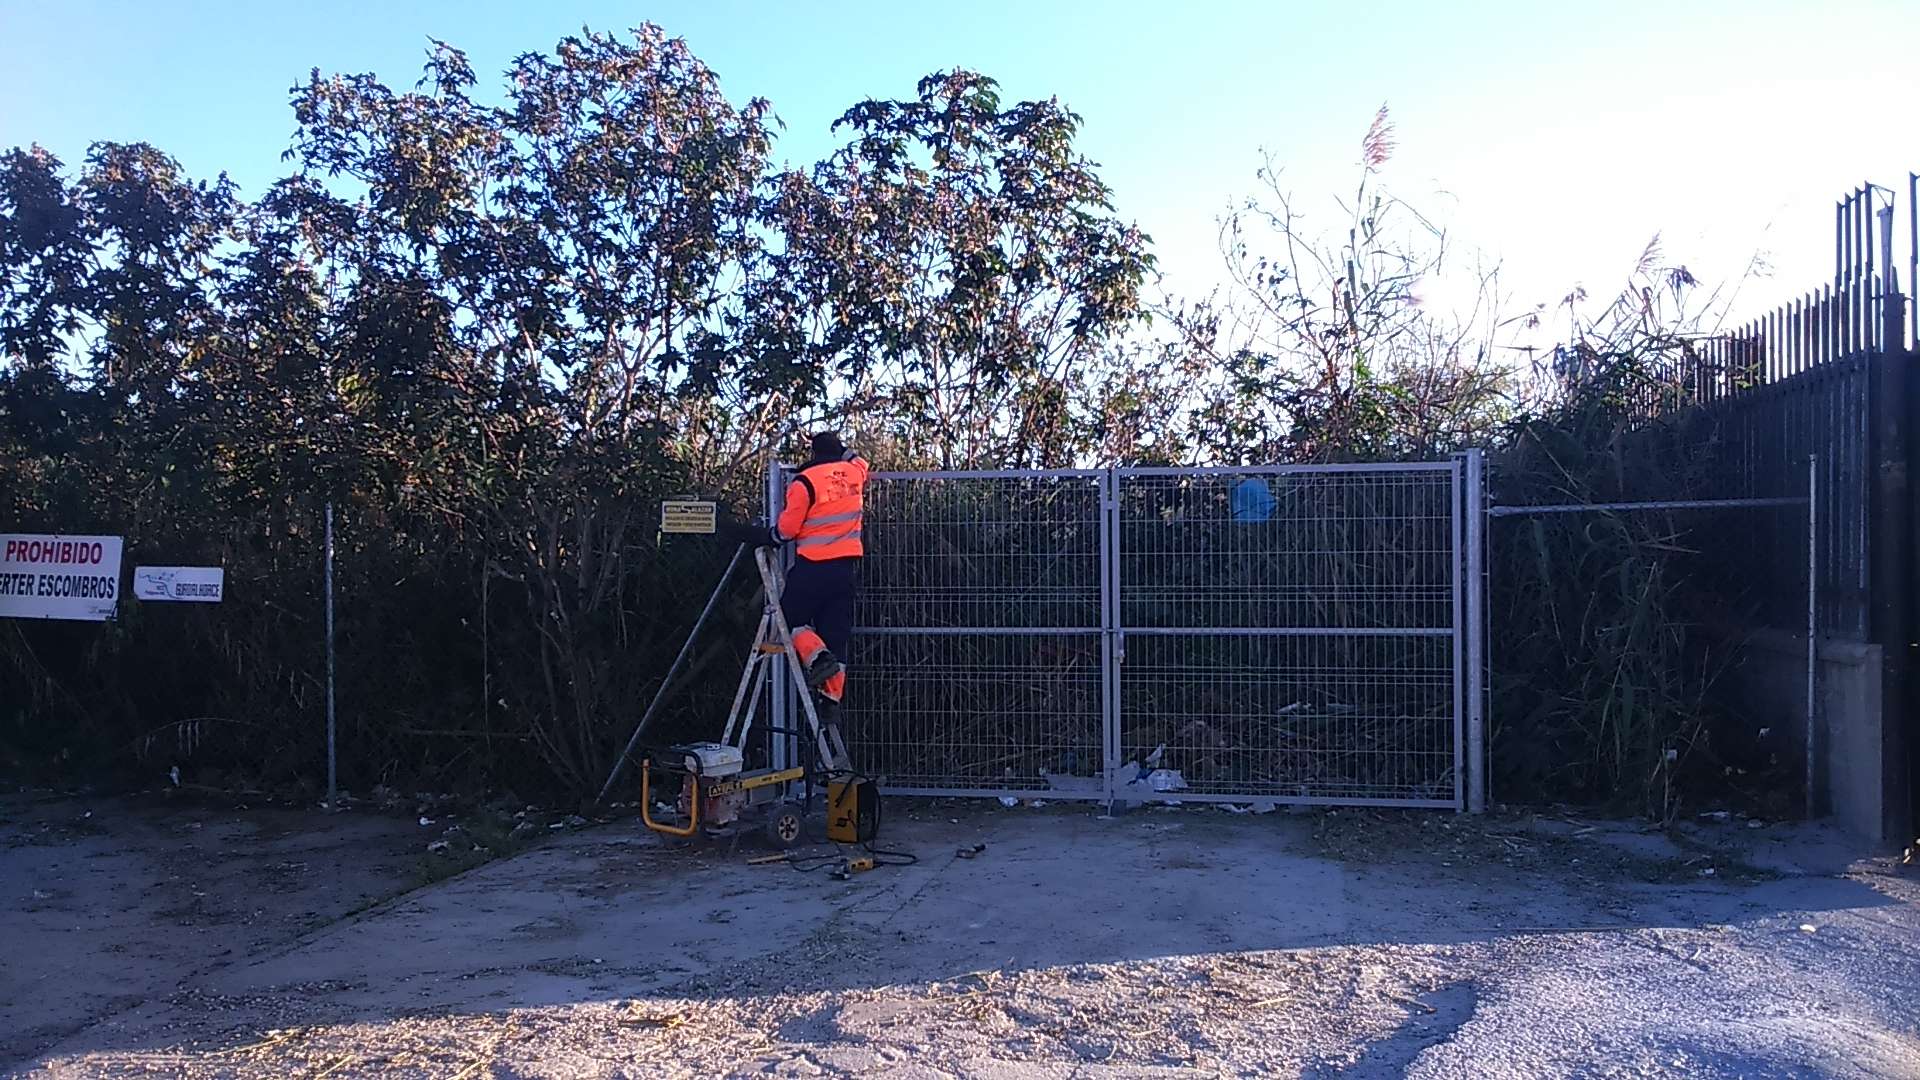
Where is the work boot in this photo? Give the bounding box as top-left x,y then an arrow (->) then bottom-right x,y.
805,650 -> 844,692
810,697 -> 841,735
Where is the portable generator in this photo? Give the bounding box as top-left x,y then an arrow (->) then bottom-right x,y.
640,741 -> 880,850
641,740 -> 812,849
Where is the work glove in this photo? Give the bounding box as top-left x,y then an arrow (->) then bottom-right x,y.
717,516 -> 780,548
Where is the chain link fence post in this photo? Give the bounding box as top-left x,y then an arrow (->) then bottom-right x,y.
325,501 -> 336,804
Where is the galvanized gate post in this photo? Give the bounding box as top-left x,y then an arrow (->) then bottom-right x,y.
1101,468 -> 1120,809
324,501 -> 336,804
1465,449 -> 1487,814
1450,459 -> 1465,811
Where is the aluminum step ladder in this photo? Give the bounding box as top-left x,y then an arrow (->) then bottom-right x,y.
721,547 -> 851,776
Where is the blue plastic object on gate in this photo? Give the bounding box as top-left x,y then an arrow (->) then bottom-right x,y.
1231,477 -> 1275,522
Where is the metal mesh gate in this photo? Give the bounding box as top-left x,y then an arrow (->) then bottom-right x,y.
844,471 -> 1107,795
1115,465 -> 1461,807
781,460 -> 1474,809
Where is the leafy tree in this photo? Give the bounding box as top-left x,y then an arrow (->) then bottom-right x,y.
764,71 -> 1154,468
282,27 -> 793,791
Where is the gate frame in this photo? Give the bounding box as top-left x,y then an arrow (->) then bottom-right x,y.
1108,459 -> 1474,812
1484,466 -> 1820,818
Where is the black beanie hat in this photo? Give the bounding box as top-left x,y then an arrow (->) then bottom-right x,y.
810,432 -> 846,460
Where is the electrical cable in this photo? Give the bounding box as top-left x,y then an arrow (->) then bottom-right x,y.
862,843 -> 919,867
783,848 -> 846,874
780,793 -> 845,873
772,769 -> 918,872
846,769 -> 918,867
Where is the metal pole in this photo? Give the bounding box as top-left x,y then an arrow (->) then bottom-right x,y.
1909,173 -> 1917,350
1487,496 -> 1806,517
1466,449 -> 1487,814
766,458 -> 791,775
1834,199 -> 1842,287
1485,461 -> 1498,814
1878,202 -> 1895,331
1870,281 -> 1915,847
325,501 -> 336,804
595,542 -> 747,807
1806,455 -> 1819,821
1449,458 -> 1464,811
1101,468 -> 1119,809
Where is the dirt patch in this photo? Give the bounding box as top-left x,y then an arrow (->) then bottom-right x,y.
1310,806 -> 1791,887
0,790 -> 430,1067
6,797 -> 1917,1079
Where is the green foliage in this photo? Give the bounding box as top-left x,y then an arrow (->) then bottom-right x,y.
764,71 -> 1154,468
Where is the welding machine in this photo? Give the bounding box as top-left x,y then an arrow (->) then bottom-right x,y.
826,776 -> 880,844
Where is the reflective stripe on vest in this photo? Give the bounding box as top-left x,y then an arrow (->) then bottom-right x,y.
792,457 -> 868,560
798,528 -> 862,552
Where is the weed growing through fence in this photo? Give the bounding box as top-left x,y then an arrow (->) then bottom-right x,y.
1490,254 -> 1790,823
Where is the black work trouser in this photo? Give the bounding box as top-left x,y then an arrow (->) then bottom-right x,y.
781,555 -> 858,658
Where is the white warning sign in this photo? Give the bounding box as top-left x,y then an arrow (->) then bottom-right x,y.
660,500 -> 718,535
0,534 -> 124,621
134,566 -> 225,603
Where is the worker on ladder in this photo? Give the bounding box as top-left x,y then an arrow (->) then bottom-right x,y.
727,432 -> 869,705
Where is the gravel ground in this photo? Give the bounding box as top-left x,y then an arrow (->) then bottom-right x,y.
5,793 -> 1916,1079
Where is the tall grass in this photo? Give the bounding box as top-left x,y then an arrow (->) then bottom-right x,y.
1487,260 -> 1792,822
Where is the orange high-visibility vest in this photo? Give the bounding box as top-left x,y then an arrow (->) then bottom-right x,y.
776,455 -> 868,561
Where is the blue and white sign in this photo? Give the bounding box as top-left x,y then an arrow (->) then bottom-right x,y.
133,566 -> 224,603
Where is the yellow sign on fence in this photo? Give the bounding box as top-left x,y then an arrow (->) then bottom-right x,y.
659,500 -> 718,535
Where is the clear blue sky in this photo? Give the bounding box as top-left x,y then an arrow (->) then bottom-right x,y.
3,0 -> 1916,324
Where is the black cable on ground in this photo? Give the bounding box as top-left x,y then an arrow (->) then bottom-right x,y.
851,772 -> 918,867
863,842 -> 919,867
772,773 -> 919,872
781,808 -> 845,873
784,849 -> 845,874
